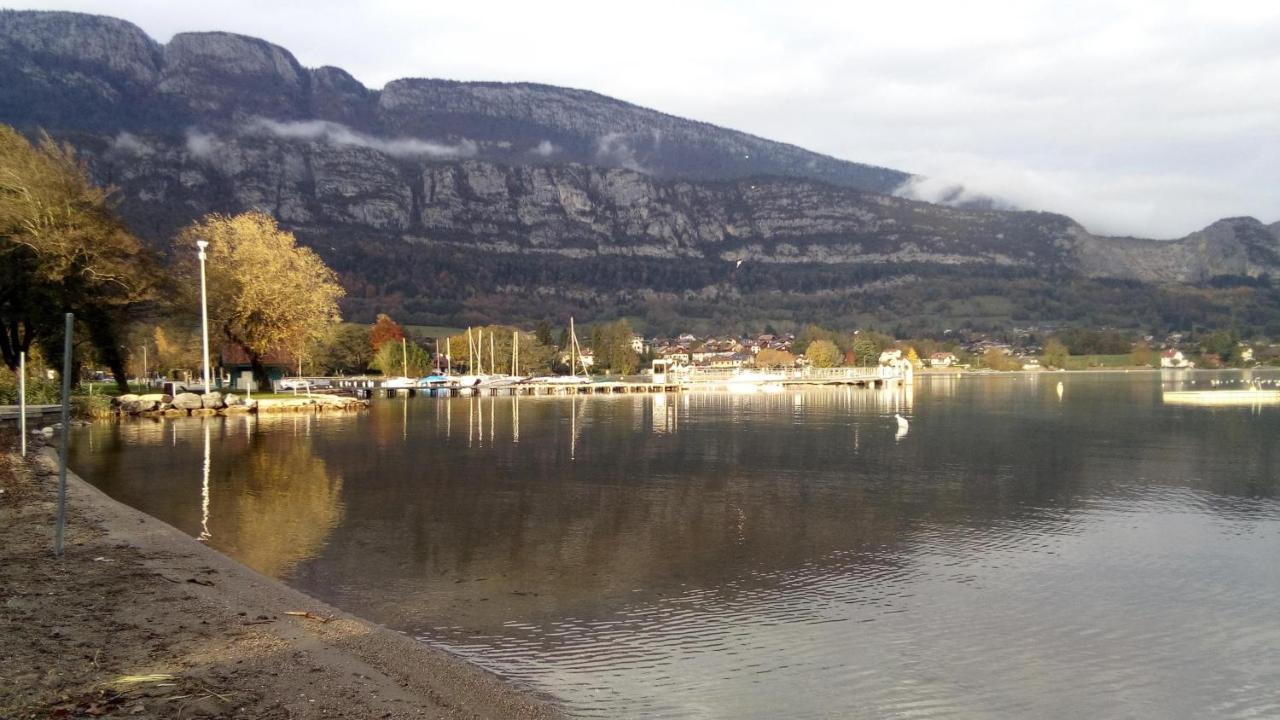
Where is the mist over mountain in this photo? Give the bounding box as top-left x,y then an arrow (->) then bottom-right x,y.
3,9 -> 1279,335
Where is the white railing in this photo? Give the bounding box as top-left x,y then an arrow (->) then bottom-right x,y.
678,365 -> 903,384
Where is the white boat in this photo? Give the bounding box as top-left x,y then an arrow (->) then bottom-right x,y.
383,376 -> 417,389
526,375 -> 592,385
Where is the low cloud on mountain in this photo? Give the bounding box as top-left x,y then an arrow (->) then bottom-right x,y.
243,118 -> 478,159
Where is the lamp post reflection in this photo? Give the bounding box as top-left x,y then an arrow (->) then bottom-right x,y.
199,421 -> 212,542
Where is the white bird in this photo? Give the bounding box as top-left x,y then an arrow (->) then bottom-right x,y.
894,414 -> 909,442
1056,381 -> 1064,399
735,259 -> 743,269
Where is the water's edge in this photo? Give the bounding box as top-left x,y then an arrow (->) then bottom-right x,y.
48,446 -> 567,718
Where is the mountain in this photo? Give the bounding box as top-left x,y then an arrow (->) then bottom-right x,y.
3,9 -> 1279,335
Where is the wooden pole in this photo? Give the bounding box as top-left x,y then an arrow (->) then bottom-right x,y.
18,351 -> 27,457
55,313 -> 72,557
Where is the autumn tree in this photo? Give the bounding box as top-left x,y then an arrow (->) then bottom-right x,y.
1042,338 -> 1069,369
795,324 -> 841,356
806,339 -> 841,368
371,337 -> 431,377
314,324 -> 375,375
982,347 -> 1021,371
0,125 -> 154,389
369,313 -> 404,352
177,212 -> 343,388
152,324 -> 202,379
446,326 -> 557,375
754,348 -> 796,367
1129,341 -> 1154,367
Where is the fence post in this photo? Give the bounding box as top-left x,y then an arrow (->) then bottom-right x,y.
55,313 -> 73,557
19,351 -> 26,457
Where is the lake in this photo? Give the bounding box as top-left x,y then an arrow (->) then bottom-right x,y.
70,372 -> 1280,718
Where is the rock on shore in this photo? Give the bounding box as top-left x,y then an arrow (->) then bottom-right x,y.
109,392 -> 367,418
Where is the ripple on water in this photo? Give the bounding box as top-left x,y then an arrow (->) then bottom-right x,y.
423,496 -> 1280,719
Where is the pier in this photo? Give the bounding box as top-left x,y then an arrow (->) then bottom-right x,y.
323,365 -> 909,399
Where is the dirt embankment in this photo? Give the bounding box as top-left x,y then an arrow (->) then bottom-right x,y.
0,433 -> 561,719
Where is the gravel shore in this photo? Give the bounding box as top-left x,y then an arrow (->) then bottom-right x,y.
0,434 -> 562,719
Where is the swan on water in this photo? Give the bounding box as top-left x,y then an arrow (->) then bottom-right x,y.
895,414 -> 909,430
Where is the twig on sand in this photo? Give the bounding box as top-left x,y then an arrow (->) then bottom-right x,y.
284,610 -> 333,623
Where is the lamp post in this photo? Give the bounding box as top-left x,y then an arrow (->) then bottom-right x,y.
196,239 -> 211,393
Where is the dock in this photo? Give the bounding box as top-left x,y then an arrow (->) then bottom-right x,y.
326,366 -> 909,399
0,404 -> 62,427
1163,389 -> 1280,406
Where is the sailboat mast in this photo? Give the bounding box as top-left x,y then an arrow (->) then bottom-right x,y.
512,331 -> 519,376
467,327 -> 474,375
490,333 -> 496,376
402,337 -> 408,377
569,317 -> 577,378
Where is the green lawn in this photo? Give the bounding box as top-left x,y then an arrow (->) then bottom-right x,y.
1058,354 -> 1148,370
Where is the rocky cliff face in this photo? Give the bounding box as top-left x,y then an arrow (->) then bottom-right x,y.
1074,218 -> 1280,284
3,10 -> 1278,331
0,10 -> 908,193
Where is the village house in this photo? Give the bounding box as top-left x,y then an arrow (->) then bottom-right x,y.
1161,349 -> 1194,368
695,352 -> 754,371
878,349 -> 903,365
929,352 -> 959,368
219,345 -> 295,391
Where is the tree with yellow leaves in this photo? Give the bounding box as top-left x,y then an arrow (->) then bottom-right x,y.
177,212 -> 344,388
0,124 -> 154,388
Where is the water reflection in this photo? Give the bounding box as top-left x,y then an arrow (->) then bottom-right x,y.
77,416 -> 346,578
68,375 -> 1280,719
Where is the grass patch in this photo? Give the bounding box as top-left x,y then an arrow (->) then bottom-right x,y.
1059,354 -> 1148,370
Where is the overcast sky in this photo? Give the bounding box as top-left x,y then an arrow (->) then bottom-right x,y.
14,0 -> 1280,237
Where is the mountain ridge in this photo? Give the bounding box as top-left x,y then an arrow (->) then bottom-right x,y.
3,9 -> 1279,334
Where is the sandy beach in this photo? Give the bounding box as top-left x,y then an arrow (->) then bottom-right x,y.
0,432 -> 562,719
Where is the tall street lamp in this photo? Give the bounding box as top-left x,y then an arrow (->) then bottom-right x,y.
197,239 -> 211,393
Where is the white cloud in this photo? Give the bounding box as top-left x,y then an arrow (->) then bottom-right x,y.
242,118 -> 476,158
529,140 -> 557,157
184,128 -> 222,159
109,131 -> 152,156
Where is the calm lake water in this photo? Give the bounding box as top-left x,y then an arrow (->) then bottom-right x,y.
71,372 -> 1280,718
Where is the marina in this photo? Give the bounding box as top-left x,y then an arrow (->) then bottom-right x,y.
330,365 -> 911,398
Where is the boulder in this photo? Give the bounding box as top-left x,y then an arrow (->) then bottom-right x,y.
201,391 -> 224,409
222,405 -> 251,414
171,392 -> 203,410
163,409 -> 186,417
122,399 -> 157,413
114,393 -> 141,406
222,393 -> 244,407
190,408 -> 217,417
139,393 -> 167,404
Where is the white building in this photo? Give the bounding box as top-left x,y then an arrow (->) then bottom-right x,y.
1161,349 -> 1194,368
878,349 -> 903,365
929,352 -> 958,368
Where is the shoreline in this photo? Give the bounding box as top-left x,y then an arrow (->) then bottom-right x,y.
0,437 -> 562,719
